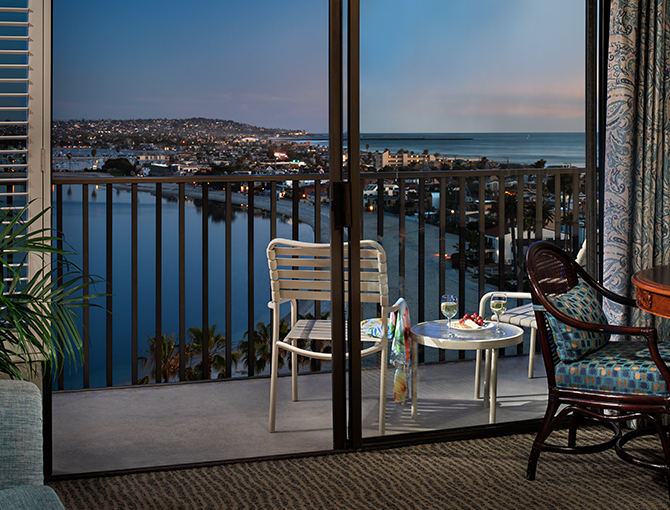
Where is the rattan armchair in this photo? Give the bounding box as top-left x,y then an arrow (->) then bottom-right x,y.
525,241 -> 670,498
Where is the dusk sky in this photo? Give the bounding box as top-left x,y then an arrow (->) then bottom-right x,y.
53,1 -> 585,134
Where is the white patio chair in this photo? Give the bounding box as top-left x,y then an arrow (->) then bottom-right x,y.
479,291 -> 538,378
267,238 -> 396,435
477,239 -> 587,379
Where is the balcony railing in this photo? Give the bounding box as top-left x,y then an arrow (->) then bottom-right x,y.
50,167 -> 585,390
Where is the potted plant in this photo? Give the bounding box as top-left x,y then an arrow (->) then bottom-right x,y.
0,203 -> 103,381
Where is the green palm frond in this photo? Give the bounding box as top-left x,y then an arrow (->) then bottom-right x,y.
0,203 -> 107,381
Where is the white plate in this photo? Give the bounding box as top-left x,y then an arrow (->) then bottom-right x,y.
450,321 -> 496,337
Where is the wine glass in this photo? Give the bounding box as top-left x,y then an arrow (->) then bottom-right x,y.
490,293 -> 507,335
441,294 -> 458,337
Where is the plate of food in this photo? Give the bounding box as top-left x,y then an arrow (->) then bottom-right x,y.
450,313 -> 496,336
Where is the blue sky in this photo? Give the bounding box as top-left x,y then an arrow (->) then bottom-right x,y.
53,0 -> 585,133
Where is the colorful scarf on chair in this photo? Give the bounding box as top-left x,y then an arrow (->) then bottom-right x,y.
359,298 -> 412,403
390,298 -> 411,403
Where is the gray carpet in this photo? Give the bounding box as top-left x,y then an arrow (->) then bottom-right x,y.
48,428 -> 669,509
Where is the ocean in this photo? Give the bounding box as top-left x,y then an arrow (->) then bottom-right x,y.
57,132 -> 587,169
300,132 -> 586,168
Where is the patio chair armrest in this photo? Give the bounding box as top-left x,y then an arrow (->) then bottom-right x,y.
382,305 -> 399,314
277,340 -> 333,360
267,298 -> 295,309
478,291 -> 531,317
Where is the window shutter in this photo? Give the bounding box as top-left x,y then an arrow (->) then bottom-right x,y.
0,0 -> 51,282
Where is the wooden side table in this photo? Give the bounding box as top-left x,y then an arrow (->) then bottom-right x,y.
631,265 -> 670,319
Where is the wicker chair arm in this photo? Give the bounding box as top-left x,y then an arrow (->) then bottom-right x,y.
573,263 -> 637,308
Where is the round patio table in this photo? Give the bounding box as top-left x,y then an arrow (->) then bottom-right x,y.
410,320 -> 524,424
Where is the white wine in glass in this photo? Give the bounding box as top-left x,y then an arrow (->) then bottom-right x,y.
441,294 -> 458,337
490,293 -> 507,335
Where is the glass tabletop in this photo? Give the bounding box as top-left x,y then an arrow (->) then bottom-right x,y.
410,320 -> 524,350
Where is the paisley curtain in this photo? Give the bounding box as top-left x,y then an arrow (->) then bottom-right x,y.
603,0 -> 670,333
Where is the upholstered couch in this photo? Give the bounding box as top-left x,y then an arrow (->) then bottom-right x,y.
0,379 -> 65,509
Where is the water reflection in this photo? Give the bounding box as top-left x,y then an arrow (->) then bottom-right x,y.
57,184 -> 312,389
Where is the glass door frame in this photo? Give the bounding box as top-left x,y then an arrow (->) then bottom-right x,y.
328,0 -> 364,450
333,0 -> 603,449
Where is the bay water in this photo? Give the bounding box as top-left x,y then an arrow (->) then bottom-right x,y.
59,185 -> 312,389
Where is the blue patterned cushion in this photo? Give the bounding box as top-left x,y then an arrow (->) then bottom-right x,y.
546,281 -> 609,361
360,318 -> 394,339
555,340 -> 670,396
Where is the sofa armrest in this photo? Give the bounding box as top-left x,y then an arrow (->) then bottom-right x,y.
0,486 -> 65,510
0,380 -> 44,490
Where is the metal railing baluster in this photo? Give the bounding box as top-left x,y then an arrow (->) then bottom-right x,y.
47,167 -> 585,388
155,184 -> 162,383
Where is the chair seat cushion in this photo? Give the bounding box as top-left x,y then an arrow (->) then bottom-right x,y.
555,340 -> 670,395
360,318 -> 394,339
488,303 -> 537,328
546,280 -> 610,361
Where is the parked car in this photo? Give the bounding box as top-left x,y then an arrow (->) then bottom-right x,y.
363,183 -> 400,198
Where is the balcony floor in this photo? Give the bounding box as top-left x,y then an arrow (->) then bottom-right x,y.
52,354 -> 548,476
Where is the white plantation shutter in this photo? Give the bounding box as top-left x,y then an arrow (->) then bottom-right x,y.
0,0 -> 51,282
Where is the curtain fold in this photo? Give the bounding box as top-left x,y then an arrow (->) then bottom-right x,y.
603,0 -> 670,334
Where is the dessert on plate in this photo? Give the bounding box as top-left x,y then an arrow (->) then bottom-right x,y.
452,313 -> 485,329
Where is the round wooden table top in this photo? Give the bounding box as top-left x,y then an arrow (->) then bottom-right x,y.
632,265 -> 670,318
632,265 -> 670,296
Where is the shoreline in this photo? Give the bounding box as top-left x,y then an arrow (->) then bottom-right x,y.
113,181 -> 333,243
113,180 -> 490,312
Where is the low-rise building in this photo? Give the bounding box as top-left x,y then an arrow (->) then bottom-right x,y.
373,150 -> 437,169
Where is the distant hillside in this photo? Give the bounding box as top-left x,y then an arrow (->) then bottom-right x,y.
52,117 -> 304,148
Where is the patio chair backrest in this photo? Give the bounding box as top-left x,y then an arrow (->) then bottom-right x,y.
267,238 -> 390,308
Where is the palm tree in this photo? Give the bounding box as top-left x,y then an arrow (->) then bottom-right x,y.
0,204 -> 106,381
238,311 -> 334,375
546,174 -> 574,224
238,319 -> 288,375
492,193 -> 553,282
138,332 -> 181,384
523,200 -> 555,237
562,211 -> 575,246
185,324 -> 237,379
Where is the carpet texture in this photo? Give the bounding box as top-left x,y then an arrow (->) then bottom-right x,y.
48,428 -> 669,509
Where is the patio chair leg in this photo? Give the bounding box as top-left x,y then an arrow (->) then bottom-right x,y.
269,340 -> 280,433
291,348 -> 298,402
528,328 -> 537,378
